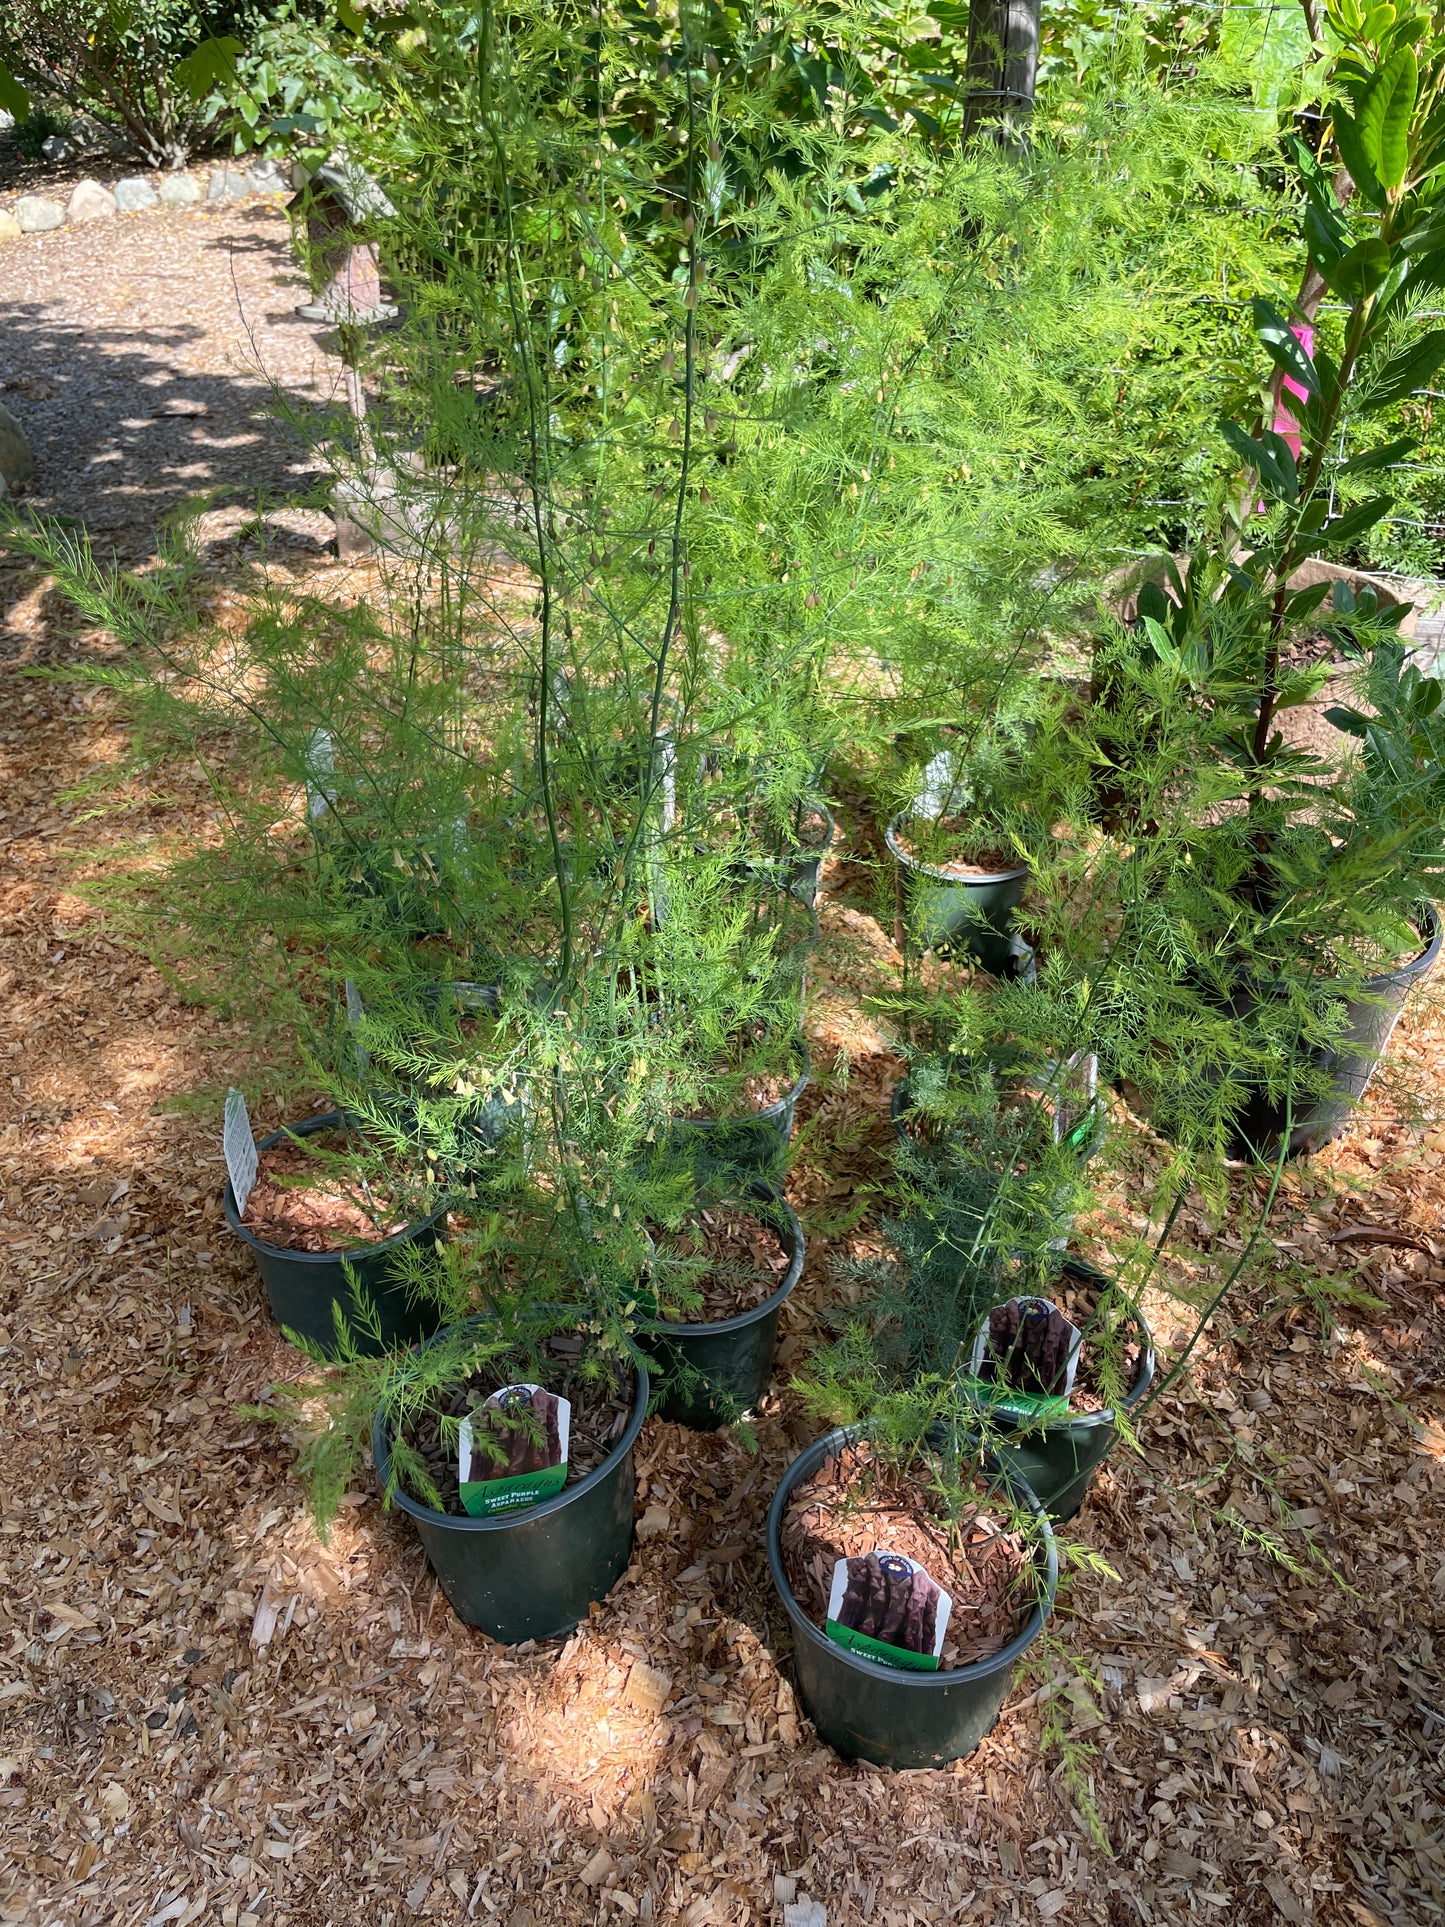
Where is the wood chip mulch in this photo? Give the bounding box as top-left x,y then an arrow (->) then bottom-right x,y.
1,210 -> 1444,1927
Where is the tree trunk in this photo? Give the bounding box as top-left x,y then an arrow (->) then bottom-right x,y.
963,0 -> 1042,143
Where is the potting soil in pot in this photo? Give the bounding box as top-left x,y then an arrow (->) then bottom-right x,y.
779,1442 -> 1032,1670
675,1028 -> 799,1120
894,819 -> 1020,879
401,1342 -> 633,1517
648,1203 -> 791,1319
241,1130 -> 416,1251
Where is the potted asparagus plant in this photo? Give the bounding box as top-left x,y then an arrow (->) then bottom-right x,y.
265,1209 -> 653,1644
767,1405 -> 1056,1768
1070,0 -> 1445,1161
640,1172 -> 805,1429
222,1097 -> 452,1358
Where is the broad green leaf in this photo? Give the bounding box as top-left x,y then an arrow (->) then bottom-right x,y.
336,0 -> 367,27
1339,433 -> 1416,473
1361,46 -> 1417,187
1323,704 -> 1370,737
1396,205 -> 1445,251
1252,297 -> 1319,395
1323,495 -> 1394,543
1141,616 -> 1180,666
1136,578 -> 1174,629
1305,200 -> 1351,271
1323,234 -> 1392,295
1219,418 -> 1298,499
1331,104 -> 1387,206
173,34 -> 245,101
0,60 -> 29,124
1360,326 -> 1445,410
1282,582 -> 1335,625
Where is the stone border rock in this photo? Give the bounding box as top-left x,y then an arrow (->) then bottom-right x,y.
0,159 -> 295,241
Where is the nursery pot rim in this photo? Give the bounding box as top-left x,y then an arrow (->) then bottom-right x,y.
223,1110 -> 451,1266
1246,900 -> 1443,1002
372,1324 -> 650,1536
967,1258 -> 1156,1432
681,1033 -> 812,1128
640,1181 -> 804,1341
885,813 -> 1030,886
766,1424 -> 1058,1691
889,1076 -> 1106,1152
796,796 -> 836,849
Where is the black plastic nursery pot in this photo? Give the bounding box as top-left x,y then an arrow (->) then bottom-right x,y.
223,1112 -> 449,1360
724,801 -> 835,909
886,814 -> 1031,979
641,1183 -> 804,1430
372,1338 -> 650,1645
1227,906 -> 1442,1160
667,1036 -> 811,1176
966,1264 -> 1156,1523
766,1428 -> 1058,1769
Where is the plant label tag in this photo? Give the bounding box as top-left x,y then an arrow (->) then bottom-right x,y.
1051,1050 -> 1098,1150
305,728 -> 337,821
915,749 -> 958,819
458,1383 -> 570,1518
344,979 -> 370,1070
968,1297 -> 1081,1417
224,1088 -> 259,1218
825,1550 -> 951,1671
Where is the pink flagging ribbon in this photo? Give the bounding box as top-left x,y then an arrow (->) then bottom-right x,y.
1273,322 -> 1314,460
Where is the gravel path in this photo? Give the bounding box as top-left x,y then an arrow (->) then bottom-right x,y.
0,194 -> 343,576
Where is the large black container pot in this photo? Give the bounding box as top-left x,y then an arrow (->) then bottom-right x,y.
223,1111 -> 449,1359
886,814 -> 1031,979
766,1428 -> 1057,1769
641,1184 -> 804,1429
373,1336 -> 650,1645
1230,905 -> 1442,1160
666,1037 -> 811,1176
966,1263 -> 1156,1522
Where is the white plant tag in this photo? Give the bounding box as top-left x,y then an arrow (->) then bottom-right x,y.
224,1088 -> 259,1217
655,724 -> 677,835
915,749 -> 957,819
825,1549 -> 951,1670
1051,1050 -> 1098,1148
969,1297 -> 1082,1413
458,1384 -> 572,1518
344,978 -> 370,1070
305,727 -> 337,821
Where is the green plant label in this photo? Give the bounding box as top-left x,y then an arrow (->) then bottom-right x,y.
460,1462 -> 568,1517
824,1550 -> 951,1671
457,1383 -> 570,1520
961,1375 -> 1072,1423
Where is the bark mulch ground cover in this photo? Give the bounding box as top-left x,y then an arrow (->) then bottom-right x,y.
1,204 -> 1444,1927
